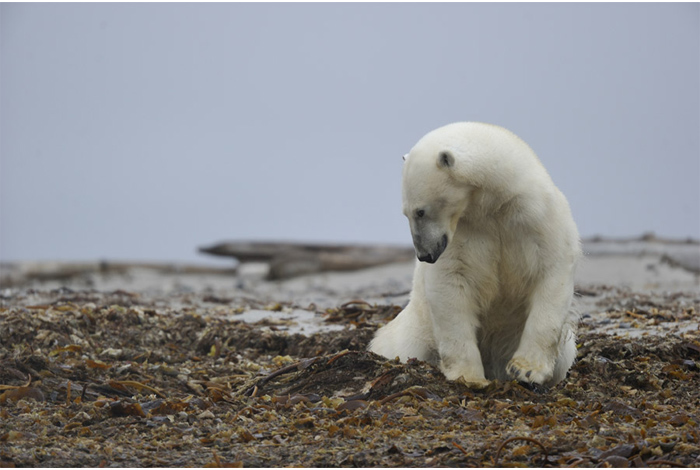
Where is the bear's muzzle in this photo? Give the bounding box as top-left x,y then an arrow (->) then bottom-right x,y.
415,233 -> 448,264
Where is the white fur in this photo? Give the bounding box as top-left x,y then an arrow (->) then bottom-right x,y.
369,122 -> 581,387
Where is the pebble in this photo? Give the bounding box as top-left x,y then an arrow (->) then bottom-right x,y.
197,410 -> 216,419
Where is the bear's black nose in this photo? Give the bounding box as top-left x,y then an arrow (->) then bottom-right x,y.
418,253 -> 436,263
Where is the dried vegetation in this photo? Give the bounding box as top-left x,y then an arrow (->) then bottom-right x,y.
0,287 -> 699,467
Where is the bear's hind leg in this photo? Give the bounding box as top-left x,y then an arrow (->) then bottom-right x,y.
368,301 -> 437,363
549,324 -> 577,386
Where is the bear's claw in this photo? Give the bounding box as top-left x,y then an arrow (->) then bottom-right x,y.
506,357 -> 552,385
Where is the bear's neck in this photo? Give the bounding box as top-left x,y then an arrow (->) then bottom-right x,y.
464,169 -> 545,224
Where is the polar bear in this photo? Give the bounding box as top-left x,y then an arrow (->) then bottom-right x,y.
369,122 -> 581,387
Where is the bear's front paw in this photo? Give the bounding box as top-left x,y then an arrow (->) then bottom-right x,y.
440,361 -> 490,389
506,356 -> 553,385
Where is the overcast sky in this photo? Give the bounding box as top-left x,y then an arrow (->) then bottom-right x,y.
1,3 -> 698,263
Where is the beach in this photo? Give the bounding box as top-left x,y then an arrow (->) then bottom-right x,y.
0,237 -> 698,467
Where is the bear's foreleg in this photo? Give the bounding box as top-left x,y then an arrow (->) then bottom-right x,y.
507,269 -> 575,386
426,283 -> 490,389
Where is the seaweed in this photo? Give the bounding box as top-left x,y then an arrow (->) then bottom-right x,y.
0,288 -> 698,467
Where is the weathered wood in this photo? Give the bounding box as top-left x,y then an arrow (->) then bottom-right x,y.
198,241 -> 416,280
0,261 -> 237,288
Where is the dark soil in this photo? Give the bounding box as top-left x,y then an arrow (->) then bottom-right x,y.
0,289 -> 699,467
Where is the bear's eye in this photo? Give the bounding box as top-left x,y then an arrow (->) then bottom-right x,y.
416,209 -> 425,218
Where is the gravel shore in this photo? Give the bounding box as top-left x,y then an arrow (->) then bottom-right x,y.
1,239 -> 698,467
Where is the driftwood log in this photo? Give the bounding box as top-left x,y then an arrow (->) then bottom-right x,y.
0,261 -> 238,289
199,241 -> 416,280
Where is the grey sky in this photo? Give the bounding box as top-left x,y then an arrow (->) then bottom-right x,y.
1,3 -> 698,263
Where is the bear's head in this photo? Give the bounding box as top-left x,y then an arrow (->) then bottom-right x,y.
402,131 -> 470,264
402,122 -> 538,264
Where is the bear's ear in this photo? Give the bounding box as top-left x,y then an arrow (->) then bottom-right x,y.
438,151 -> 454,169
402,153 -> 408,162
